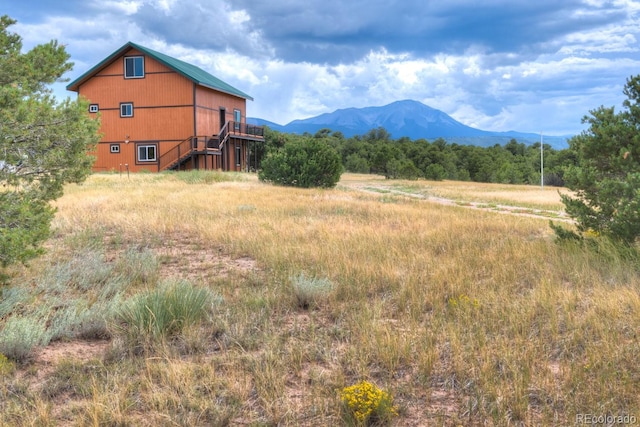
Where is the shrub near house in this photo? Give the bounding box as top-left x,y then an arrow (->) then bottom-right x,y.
259,137 -> 343,188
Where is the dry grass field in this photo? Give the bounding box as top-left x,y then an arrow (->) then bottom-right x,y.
0,171 -> 638,426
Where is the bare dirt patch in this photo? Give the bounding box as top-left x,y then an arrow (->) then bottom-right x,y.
425,388 -> 459,422
99,231 -> 260,284
36,340 -> 109,367
19,339 -> 110,388
155,239 -> 259,283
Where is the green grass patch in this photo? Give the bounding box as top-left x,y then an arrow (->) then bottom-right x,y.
112,279 -> 221,354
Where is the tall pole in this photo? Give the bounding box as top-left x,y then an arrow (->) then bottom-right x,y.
540,133 -> 544,189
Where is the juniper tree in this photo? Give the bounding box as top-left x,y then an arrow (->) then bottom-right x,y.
0,16 -> 100,268
552,75 -> 640,245
259,136 -> 343,188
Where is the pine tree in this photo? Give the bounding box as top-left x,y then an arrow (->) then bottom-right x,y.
0,16 -> 101,268
552,75 -> 640,245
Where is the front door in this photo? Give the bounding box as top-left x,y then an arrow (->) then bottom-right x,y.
219,108 -> 226,130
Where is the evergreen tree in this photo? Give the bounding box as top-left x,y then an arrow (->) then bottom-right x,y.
552,75 -> 640,244
259,137 -> 343,188
0,16 -> 101,268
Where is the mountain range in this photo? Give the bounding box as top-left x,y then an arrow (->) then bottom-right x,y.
248,100 -> 571,149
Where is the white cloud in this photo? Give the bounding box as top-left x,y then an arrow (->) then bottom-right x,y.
101,0 -> 142,15
228,9 -> 251,26
147,0 -> 178,13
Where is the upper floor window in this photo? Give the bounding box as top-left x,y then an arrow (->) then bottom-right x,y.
234,109 -> 241,131
124,56 -> 144,78
120,103 -> 133,117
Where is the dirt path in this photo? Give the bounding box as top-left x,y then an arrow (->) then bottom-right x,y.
339,181 -> 574,223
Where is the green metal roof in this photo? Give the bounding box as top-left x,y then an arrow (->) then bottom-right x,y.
66,42 -> 253,101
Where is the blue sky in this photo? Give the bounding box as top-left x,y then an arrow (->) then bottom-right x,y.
5,0 -> 640,135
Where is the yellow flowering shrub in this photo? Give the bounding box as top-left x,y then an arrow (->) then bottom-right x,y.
0,353 -> 15,375
340,380 -> 398,425
584,229 -> 600,238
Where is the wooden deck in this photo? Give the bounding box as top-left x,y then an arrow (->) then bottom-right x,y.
158,121 -> 264,172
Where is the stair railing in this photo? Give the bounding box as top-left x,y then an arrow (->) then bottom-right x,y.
217,121 -> 230,151
158,136 -> 195,171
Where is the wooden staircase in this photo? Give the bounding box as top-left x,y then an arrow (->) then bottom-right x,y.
157,121 -> 264,172
158,128 -> 229,171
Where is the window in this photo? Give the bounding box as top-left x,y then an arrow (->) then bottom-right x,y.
120,103 -> 133,117
89,104 -> 99,113
235,144 -> 242,166
137,145 -> 157,162
110,144 -> 120,153
234,109 -> 241,131
124,56 -> 144,78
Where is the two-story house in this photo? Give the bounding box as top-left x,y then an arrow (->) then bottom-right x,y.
66,42 -> 264,173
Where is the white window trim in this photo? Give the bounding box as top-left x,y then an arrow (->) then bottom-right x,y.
137,144 -> 157,162
120,103 -> 133,118
124,56 -> 144,79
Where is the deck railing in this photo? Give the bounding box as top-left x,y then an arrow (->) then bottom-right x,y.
229,121 -> 265,138
156,122 -> 264,171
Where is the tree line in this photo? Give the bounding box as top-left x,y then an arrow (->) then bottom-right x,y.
252,126 -> 576,186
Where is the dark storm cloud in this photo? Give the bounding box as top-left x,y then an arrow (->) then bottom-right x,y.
11,0 -> 628,66
129,1 -> 271,58
231,0 -> 629,63
133,2 -> 228,51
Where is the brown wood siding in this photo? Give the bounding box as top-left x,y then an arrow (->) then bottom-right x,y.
94,48 -> 172,76
81,73 -> 193,107
91,141 -> 165,173
195,86 -> 246,135
84,48 -> 193,107
195,108 -> 218,137
97,106 -> 193,143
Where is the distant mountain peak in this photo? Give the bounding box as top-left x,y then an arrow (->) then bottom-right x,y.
248,100 -> 569,149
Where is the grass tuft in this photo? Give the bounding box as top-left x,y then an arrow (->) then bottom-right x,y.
112,246 -> 160,287
112,279 -> 221,354
291,273 -> 334,309
0,317 -> 48,362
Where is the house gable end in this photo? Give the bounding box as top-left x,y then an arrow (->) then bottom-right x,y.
67,42 -> 253,101
67,43 -> 134,91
